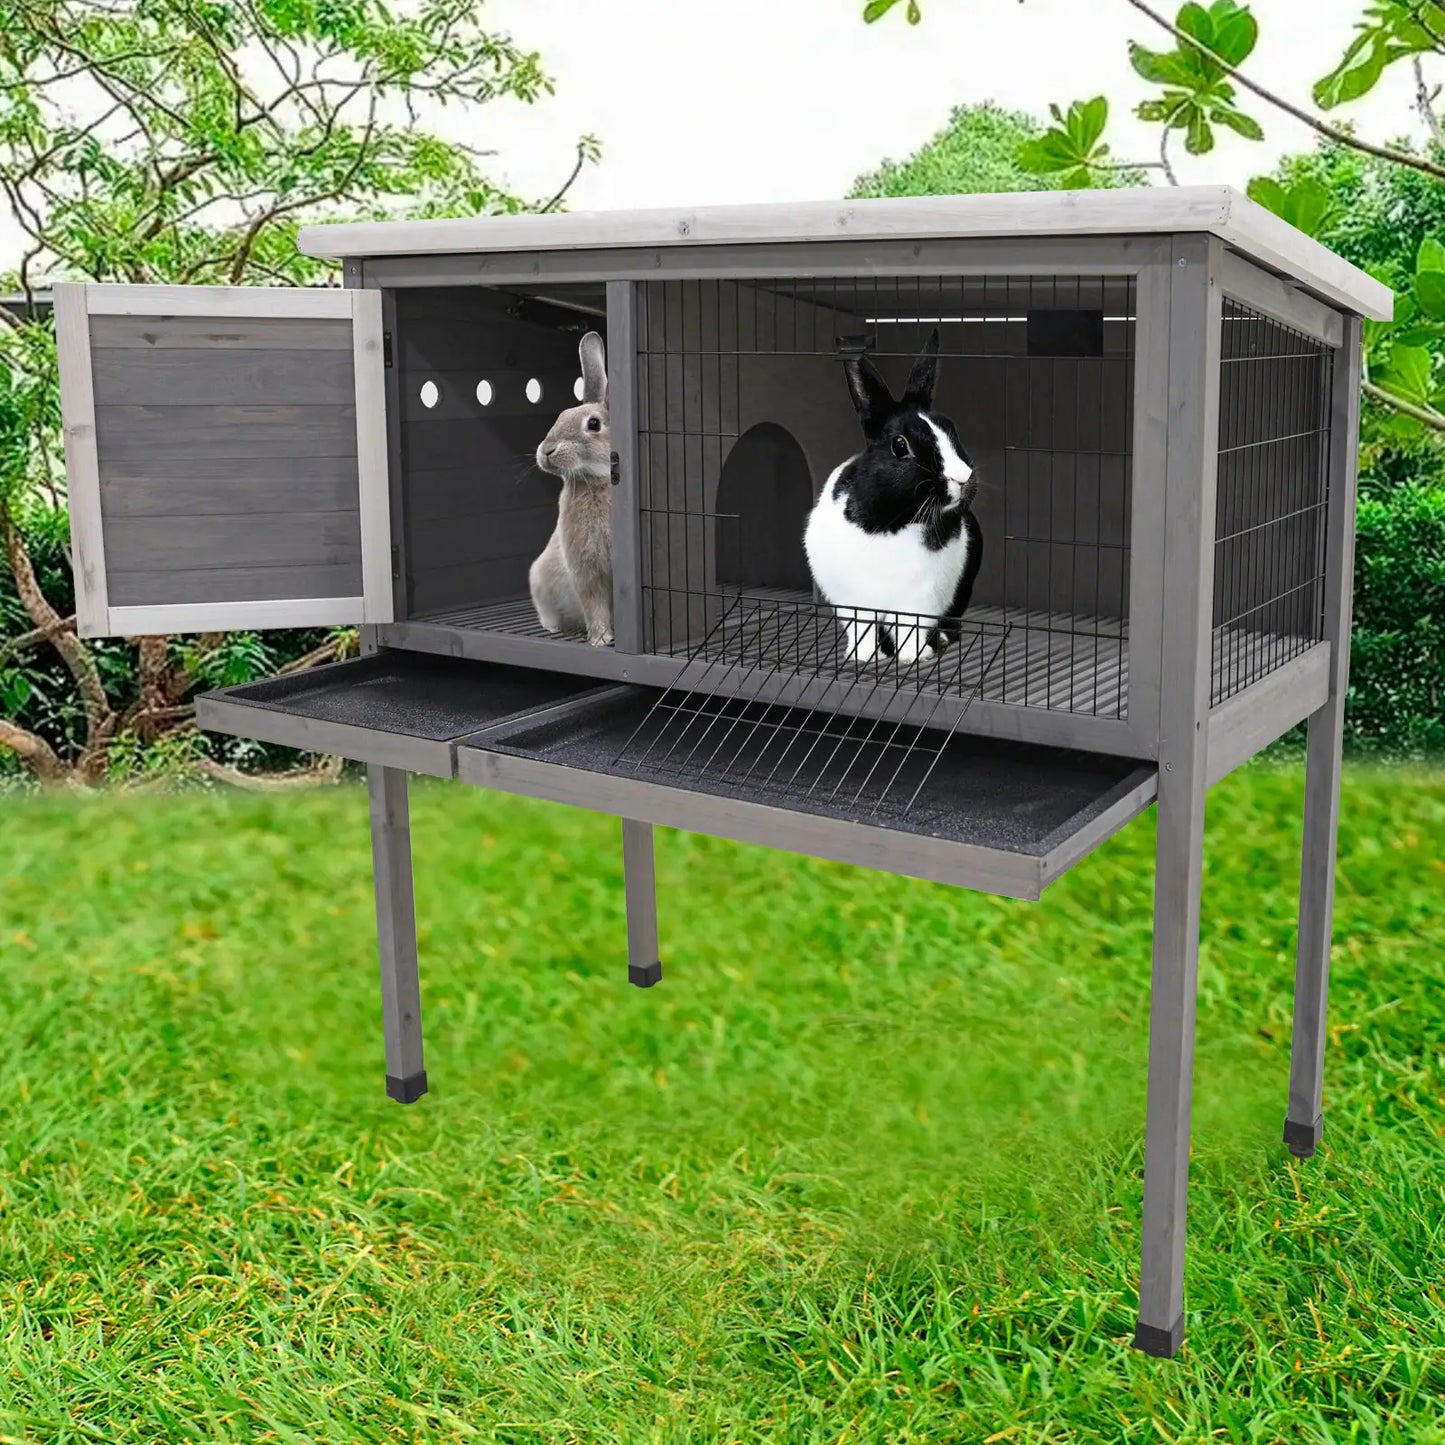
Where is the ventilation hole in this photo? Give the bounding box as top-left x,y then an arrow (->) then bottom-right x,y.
525,377 -> 543,404
574,376 -> 585,401
476,379 -> 493,407
419,379 -> 440,410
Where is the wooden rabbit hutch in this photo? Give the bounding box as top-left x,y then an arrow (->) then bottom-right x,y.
54,187 -> 1391,1356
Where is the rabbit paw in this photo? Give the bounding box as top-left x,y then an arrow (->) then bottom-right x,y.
587,627 -> 614,648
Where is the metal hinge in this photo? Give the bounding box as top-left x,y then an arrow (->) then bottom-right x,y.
382,331 -> 394,368
610,450 -> 621,486
391,544 -> 400,578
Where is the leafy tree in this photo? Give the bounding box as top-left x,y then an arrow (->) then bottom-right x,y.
0,0 -> 592,786
860,0 -> 1445,438
850,102 -> 1143,197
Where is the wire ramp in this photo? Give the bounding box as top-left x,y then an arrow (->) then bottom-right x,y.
614,591 -> 1011,821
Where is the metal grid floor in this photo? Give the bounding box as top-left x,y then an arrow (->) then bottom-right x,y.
411,592 -> 1313,721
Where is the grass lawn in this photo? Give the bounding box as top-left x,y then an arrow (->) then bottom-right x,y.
0,761 -> 1442,1443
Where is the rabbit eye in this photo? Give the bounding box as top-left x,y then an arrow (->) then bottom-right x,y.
891,435 -> 912,460
586,416 -> 601,433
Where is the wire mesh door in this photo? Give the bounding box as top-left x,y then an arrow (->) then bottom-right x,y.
614,591 -> 1011,821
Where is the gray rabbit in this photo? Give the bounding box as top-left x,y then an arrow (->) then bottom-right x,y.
528,332 -> 614,646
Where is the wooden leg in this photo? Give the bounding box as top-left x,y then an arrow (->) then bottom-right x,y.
1134,761 -> 1206,1359
368,763 -> 427,1103
622,818 -> 662,988
1284,704 -> 1344,1158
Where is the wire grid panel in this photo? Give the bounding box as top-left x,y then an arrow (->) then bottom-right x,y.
616,591 -> 1012,818
633,273 -> 1135,719
1212,301 -> 1335,705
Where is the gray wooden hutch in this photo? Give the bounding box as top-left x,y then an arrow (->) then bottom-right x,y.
53,187 -> 1392,1356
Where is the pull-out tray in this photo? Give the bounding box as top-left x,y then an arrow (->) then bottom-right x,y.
196,653 -> 610,778
458,687 -> 1158,901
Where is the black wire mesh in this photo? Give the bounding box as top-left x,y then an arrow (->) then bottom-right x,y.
633,274 -> 1136,722
614,590 -> 1011,819
1212,302 -> 1334,705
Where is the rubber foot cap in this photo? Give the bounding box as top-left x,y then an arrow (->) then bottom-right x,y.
1133,1315 -> 1185,1358
629,960 -> 663,989
1283,1114 -> 1324,1159
386,1070 -> 428,1105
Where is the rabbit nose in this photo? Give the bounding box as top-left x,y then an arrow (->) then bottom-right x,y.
543,444 -> 559,456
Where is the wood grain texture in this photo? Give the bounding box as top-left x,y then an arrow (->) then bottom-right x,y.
296,187 -> 1392,320
1136,235 -> 1223,1348
53,283 -> 109,635
1288,315 -> 1364,1137
104,511 -> 363,574
89,315 -> 352,351
97,455 -> 362,517
108,560 -> 363,606
87,283 -> 353,319
350,286 -> 393,625
110,595 -> 365,635
95,403 -> 358,461
90,347 -> 356,407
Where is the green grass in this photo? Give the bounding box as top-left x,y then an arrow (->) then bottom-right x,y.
0,763 -> 1442,1443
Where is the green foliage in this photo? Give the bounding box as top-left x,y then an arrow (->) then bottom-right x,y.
862,0 -> 922,20
1315,1 -> 1445,109
849,102 -> 1141,199
1,767 -> 1444,1435
1018,98 -> 1118,188
1129,0 -> 1264,155
1351,484 -> 1445,756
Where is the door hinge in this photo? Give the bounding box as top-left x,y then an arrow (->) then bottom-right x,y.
391,544 -> 400,579
610,450 -> 621,486
382,331 -> 394,368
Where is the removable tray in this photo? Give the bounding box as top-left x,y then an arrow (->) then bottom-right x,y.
458,687 -> 1158,900
196,653 -> 609,778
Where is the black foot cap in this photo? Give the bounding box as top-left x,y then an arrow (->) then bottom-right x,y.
628,960 -> 663,989
386,1070 -> 429,1105
1283,1114 -> 1324,1159
1132,1315 -> 1185,1358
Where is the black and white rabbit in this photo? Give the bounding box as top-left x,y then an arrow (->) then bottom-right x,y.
803,328 -> 982,665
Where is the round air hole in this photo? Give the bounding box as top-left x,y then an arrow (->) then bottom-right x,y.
574,376 -> 585,401
476,379 -> 493,407
525,377 -> 543,404
419,379 -> 441,410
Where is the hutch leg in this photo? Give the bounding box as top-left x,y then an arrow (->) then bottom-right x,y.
1134,237 -> 1222,1360
622,818 -> 662,988
1284,708 -> 1343,1157
1135,766 -> 1207,1359
1284,313 -> 1362,1160
368,763 -> 428,1103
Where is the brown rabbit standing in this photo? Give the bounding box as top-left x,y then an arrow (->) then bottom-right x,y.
529,331 -> 614,646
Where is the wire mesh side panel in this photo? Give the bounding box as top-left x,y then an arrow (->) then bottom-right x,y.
1212,302 -> 1334,706
632,274 -> 1135,720
614,591 -> 1011,821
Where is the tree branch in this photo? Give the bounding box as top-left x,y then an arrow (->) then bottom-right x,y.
0,613 -> 76,669
540,140 -> 589,213
0,718 -> 67,784
1414,56 -> 1444,143
1364,379 -> 1445,431
1126,0 -> 1445,184
0,502 -> 111,744
1158,127 -> 1179,186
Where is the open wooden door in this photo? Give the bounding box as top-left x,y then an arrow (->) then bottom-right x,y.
54,283 -> 392,637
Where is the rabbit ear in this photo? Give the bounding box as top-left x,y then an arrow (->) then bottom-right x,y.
579,332 -> 607,405
903,327 -> 940,410
844,354 -> 895,439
